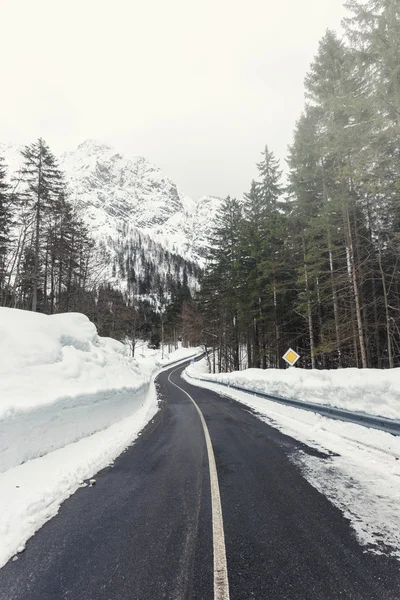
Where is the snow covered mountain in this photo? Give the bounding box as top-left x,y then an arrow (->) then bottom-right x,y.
0,139 -> 223,298
60,140 -> 197,259
0,139 -> 222,264
60,140 -> 223,263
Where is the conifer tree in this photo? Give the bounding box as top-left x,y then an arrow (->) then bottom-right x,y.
256,145 -> 283,210
20,139 -> 64,311
202,196 -> 243,371
198,5 -> 400,372
255,146 -> 285,366
240,181 -> 266,367
343,0 -> 400,367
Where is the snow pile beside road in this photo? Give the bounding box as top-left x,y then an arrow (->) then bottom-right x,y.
1,308 -> 146,417
0,396 -> 158,571
0,307 -> 200,568
185,360 -> 400,420
0,308 -> 152,472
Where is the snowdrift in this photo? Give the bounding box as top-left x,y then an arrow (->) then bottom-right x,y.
185,360 -> 400,420
0,309 -> 152,472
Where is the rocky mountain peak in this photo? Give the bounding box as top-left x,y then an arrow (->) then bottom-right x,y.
1,139 -> 223,264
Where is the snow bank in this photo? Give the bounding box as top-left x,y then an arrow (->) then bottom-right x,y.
186,361 -> 400,420
0,308 -> 146,417
184,359 -> 400,559
0,308 -> 200,567
0,309 -> 152,472
0,391 -> 158,570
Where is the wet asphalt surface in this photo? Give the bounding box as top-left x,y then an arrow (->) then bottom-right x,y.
0,361 -> 399,599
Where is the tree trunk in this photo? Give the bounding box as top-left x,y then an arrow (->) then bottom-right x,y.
253,314 -> 260,369
43,241 -> 49,313
328,247 -> 342,367
344,204 -> 367,368
303,235 -> 316,368
32,150 -> 42,312
247,326 -> 252,369
316,276 -> 326,368
345,245 -> 360,367
272,272 -> 279,368
233,311 -> 240,371
378,238 -> 393,368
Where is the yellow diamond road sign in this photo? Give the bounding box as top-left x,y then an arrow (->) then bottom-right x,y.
283,348 -> 300,367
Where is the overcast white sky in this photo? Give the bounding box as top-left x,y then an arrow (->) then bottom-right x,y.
1,0 -> 347,199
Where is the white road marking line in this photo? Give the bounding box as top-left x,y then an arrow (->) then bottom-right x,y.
168,367 -> 230,600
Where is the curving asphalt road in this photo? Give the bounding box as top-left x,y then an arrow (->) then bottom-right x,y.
0,360 -> 399,600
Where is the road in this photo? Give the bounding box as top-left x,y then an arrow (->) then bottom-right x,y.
1,361 -> 399,600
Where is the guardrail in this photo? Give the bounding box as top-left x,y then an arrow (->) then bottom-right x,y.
185,370 -> 400,437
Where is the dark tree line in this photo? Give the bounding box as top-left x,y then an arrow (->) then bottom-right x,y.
201,0 -> 400,371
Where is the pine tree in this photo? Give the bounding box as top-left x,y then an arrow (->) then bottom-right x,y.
241,181 -> 267,368
343,0 -> 400,367
20,139 -> 64,311
256,147 -> 285,367
256,146 -> 283,210
202,196 -> 243,371
344,0 -> 400,133
304,30 -> 371,367
242,147 -> 284,369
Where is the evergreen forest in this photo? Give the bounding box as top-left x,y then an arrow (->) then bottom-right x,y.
201,1 -> 400,371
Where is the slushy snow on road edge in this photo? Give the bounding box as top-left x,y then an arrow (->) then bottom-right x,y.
0,307 -> 200,569
184,360 -> 400,560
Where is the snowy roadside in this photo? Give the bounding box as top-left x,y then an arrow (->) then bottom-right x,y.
0,389 -> 158,569
183,360 -> 400,560
0,307 -> 200,569
186,361 -> 400,420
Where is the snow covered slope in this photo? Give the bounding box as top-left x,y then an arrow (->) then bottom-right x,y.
0,143 -> 21,175
188,195 -> 223,260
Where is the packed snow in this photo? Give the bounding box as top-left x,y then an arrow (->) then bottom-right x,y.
184,360 -> 400,559
186,362 -> 400,420
0,307 -> 200,568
